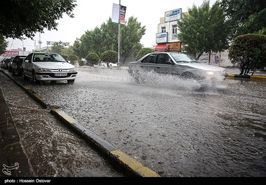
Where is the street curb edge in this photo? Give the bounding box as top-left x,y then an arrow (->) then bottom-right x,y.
51,108 -> 160,177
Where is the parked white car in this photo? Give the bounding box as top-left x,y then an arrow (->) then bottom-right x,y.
22,52 -> 77,84
97,62 -> 117,68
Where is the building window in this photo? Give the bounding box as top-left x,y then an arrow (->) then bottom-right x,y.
172,25 -> 177,34
161,27 -> 166,33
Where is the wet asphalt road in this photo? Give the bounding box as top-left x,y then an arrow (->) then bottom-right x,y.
10,67 -> 266,176
0,72 -> 123,177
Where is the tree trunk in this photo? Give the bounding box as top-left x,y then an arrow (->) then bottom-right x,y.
196,52 -> 203,60
208,51 -> 211,64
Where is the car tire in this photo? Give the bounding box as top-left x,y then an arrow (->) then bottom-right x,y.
22,70 -> 27,80
131,70 -> 144,84
68,80 -> 75,84
12,69 -> 16,76
181,72 -> 196,79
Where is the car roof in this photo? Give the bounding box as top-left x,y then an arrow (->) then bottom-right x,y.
31,52 -> 58,55
152,52 -> 183,54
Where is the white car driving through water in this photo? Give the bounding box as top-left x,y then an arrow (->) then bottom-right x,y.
22,52 -> 77,84
128,52 -> 226,83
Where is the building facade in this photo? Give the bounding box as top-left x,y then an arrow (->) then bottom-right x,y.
155,8 -> 182,52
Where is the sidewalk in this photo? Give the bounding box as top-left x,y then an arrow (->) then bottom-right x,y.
0,88 -> 33,177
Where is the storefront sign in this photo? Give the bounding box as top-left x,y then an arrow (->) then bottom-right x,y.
156,32 -> 168,43
168,42 -> 182,52
0,50 -> 19,57
165,8 -> 182,22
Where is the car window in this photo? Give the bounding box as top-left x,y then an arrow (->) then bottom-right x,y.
141,54 -> 157,63
19,57 -> 26,63
170,53 -> 196,63
25,54 -> 33,62
33,53 -> 66,62
156,54 -> 173,64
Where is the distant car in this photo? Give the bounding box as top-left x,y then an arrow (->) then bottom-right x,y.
0,57 -> 5,68
128,52 -> 225,82
109,63 -> 118,68
7,57 -> 15,72
1,58 -> 11,69
97,62 -> 117,68
22,52 -> 78,84
11,55 -> 27,76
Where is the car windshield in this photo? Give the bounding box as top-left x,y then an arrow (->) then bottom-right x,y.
170,53 -> 197,63
33,53 -> 66,62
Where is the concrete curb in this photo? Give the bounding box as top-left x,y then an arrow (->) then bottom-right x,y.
225,74 -> 266,81
51,109 -> 160,177
0,69 -> 160,177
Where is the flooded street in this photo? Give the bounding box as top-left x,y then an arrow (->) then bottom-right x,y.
17,67 -> 266,176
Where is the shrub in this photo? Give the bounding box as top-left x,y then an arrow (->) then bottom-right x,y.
86,52 -> 100,65
136,48 -> 153,60
78,60 -> 84,66
101,50 -> 118,64
229,34 -> 266,75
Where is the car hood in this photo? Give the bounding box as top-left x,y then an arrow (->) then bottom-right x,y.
33,62 -> 74,69
129,61 -> 138,65
179,62 -> 225,72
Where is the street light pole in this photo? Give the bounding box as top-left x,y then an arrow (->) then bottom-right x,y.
117,0 -> 121,67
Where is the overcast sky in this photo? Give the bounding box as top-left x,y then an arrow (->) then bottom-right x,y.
7,0 -> 216,51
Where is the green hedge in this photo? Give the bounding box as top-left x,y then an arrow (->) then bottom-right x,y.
136,48 -> 153,60
86,52 -> 100,65
229,34 -> 266,75
101,50 -> 118,63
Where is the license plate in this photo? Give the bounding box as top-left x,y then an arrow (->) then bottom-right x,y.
54,73 -> 67,77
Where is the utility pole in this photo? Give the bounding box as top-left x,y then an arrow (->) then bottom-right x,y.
117,0 -> 121,67
38,33 -> 42,51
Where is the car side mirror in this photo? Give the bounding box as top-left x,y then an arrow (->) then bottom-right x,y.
25,59 -> 29,63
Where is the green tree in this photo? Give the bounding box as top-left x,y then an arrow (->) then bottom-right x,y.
101,50 -> 118,67
51,42 -> 65,54
229,34 -> 266,75
221,0 -> 266,37
72,39 -> 83,59
178,1 -> 229,63
86,52 -> 100,65
0,0 -> 76,38
120,17 -> 146,63
136,48 -> 153,60
0,34 -> 7,54
79,17 -> 145,63
61,47 -> 78,64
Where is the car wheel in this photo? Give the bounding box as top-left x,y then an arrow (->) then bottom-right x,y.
22,70 -> 27,80
131,70 -> 144,84
68,80 -> 75,84
181,72 -> 196,79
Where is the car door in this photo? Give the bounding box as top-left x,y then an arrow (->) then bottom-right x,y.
23,54 -> 33,77
139,53 -> 157,72
155,53 -> 176,75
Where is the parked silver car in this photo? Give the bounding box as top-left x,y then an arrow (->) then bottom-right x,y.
128,52 -> 225,83
22,52 -> 78,84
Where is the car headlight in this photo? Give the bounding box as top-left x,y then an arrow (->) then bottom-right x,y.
207,71 -> 214,75
69,68 -> 76,73
37,68 -> 50,72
